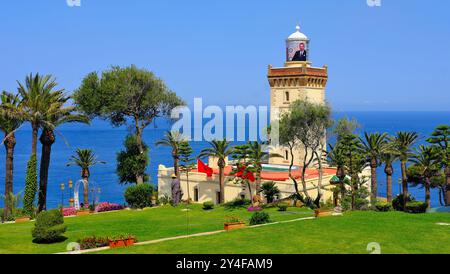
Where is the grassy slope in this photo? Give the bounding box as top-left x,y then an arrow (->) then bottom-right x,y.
97,211 -> 450,254
0,205 -> 312,254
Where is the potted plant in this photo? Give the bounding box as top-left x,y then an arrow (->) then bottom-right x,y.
108,235 -> 126,248
224,216 -> 245,231
108,234 -> 136,248
76,206 -> 91,216
314,208 -> 333,218
15,215 -> 31,223
125,234 -> 136,246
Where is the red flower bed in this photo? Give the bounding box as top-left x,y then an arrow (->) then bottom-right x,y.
95,202 -> 125,213
62,207 -> 77,216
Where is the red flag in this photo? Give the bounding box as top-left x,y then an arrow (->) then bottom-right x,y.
235,165 -> 256,182
197,159 -> 213,177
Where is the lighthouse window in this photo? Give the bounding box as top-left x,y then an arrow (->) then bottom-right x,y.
285,91 -> 290,102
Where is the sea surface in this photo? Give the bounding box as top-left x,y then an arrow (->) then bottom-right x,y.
1,111 -> 449,209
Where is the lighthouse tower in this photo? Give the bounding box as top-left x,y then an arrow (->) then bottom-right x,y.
268,25 -> 328,165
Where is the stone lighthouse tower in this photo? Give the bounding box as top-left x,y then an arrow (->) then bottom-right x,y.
268,25 -> 329,165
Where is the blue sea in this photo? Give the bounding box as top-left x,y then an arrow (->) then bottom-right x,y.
1,111 -> 449,209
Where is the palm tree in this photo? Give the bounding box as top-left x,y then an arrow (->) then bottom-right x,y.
360,132 -> 389,205
393,131 -> 419,209
17,73 -> 63,156
198,139 -> 234,204
381,152 -> 398,203
0,91 -> 23,219
327,143 -> 348,201
411,145 -> 439,208
37,93 -> 89,212
67,149 -> 106,206
155,131 -> 185,180
15,73 -> 63,214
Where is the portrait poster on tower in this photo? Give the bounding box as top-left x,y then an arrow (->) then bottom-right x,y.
286,40 -> 309,62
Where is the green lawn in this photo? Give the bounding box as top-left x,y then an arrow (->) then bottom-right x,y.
96,211 -> 450,254
0,205 -> 312,254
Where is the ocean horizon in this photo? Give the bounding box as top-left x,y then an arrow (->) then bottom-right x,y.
1,110 -> 450,209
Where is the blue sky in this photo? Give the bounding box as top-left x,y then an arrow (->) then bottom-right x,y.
0,0 -> 449,111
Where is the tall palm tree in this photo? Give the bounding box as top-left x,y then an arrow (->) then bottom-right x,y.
15,73 -> 63,214
0,91 -> 23,218
155,131 -> 185,180
37,93 -> 89,212
381,152 -> 398,203
393,131 -> 419,209
198,139 -> 234,204
360,132 -> 389,205
411,145 -> 439,208
17,73 -> 63,156
67,149 -> 106,206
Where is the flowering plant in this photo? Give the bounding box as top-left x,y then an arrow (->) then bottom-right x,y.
62,207 -> 77,216
95,202 -> 125,213
247,206 -> 263,212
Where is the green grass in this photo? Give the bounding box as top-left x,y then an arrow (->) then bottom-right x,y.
0,204 -> 312,254
96,211 -> 450,254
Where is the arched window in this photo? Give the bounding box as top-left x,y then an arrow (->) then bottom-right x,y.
285,91 -> 290,102
285,150 -> 289,160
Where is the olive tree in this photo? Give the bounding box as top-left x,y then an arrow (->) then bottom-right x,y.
74,65 -> 184,184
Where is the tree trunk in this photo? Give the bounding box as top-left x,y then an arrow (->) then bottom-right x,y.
4,133 -> 16,219
82,177 -> 89,207
173,154 -> 180,179
38,129 -> 55,212
425,177 -> 431,209
134,120 -> 144,185
288,146 -> 300,195
255,165 -> 262,198
400,160 -> 408,210
219,166 -> 225,204
370,158 -> 378,205
31,122 -> 38,156
445,167 -> 450,206
386,173 -> 393,203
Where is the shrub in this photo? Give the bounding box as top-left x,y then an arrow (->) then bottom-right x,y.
32,209 -> 67,243
277,202 -> 289,212
375,201 -> 392,212
23,155 -> 37,217
224,198 -> 251,209
78,236 -> 110,250
405,201 -> 428,214
95,202 -> 125,213
249,211 -> 271,226
202,201 -> 214,210
124,184 -> 155,209
261,181 -> 280,203
392,194 -> 415,211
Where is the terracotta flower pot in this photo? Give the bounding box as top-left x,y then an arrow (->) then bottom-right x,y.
15,217 -> 30,223
224,222 -> 246,231
109,240 -> 126,248
76,211 -> 90,217
125,238 -> 135,246
315,209 -> 332,218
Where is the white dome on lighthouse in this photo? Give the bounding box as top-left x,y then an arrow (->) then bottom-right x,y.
287,25 -> 308,41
